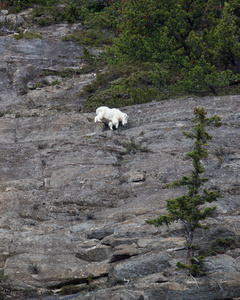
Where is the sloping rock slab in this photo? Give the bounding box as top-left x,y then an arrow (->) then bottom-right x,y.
108,252 -> 169,284
4,253 -> 110,288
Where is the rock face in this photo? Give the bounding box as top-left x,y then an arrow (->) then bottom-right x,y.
0,25 -> 94,111
0,8 -> 240,300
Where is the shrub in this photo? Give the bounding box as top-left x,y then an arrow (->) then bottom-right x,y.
82,63 -> 167,112
6,0 -> 59,13
200,236 -> 240,256
63,29 -> 112,47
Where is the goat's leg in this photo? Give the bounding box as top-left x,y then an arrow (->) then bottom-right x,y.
112,116 -> 119,129
108,121 -> 114,130
94,111 -> 105,123
94,116 -> 100,123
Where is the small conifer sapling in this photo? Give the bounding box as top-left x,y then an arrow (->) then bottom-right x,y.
146,107 -> 222,276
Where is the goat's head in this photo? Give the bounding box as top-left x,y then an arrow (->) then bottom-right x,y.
122,113 -> 129,125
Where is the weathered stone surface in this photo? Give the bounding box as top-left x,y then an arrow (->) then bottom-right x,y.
0,94 -> 239,299
0,35 -> 87,111
86,226 -> 115,240
108,252 -> 170,284
67,289 -> 146,300
13,64 -> 39,94
4,253 -> 110,288
203,254 -> 238,273
144,272 -> 240,300
0,14 -> 24,26
128,170 -> 146,182
110,243 -> 140,262
102,236 -> 139,247
76,245 -> 113,262
0,10 -> 8,15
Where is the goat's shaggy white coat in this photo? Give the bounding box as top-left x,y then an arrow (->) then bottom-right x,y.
94,106 -> 129,130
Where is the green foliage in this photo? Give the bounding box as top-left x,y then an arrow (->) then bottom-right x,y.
32,4 -> 65,27
82,68 -> 125,111
15,112 -> 21,118
63,29 -> 112,46
87,276 -> 93,284
43,68 -> 83,78
146,107 -> 222,276
200,236 -> 240,256
56,0 -> 121,26
5,0 -> 59,13
72,0 -> 240,108
61,0 -> 86,23
31,0 -> 104,26
82,63 -> 165,111
176,256 -> 206,277
13,31 -> 43,40
171,61 -> 240,95
107,0 -> 240,99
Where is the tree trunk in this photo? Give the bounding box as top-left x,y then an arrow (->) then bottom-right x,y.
186,231 -> 194,265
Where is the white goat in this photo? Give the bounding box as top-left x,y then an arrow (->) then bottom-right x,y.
94,106 -> 129,130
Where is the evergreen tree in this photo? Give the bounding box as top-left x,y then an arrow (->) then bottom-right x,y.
146,107 -> 222,276
109,0 -> 240,95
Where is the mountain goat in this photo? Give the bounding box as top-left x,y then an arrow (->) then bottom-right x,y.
94,106 -> 129,130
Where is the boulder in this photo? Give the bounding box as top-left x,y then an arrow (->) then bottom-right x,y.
108,252 -> 169,284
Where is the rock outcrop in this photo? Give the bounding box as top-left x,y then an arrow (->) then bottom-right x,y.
0,7 -> 240,300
